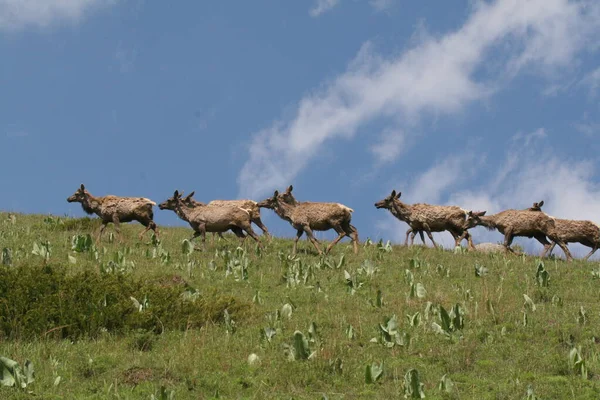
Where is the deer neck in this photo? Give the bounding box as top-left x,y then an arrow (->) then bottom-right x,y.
173,206 -> 190,222
391,200 -> 413,222
81,193 -> 103,215
174,201 -> 194,222
274,201 -> 296,221
477,215 -> 497,229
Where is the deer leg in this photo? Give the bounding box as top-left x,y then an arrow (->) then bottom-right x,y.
231,227 -> 247,247
583,245 -> 598,261
452,229 -> 471,249
96,221 -> 108,243
194,223 -> 207,250
326,225 -> 347,255
292,229 -> 304,255
138,219 -> 158,241
189,230 -> 202,247
252,217 -> 271,239
448,230 -> 459,247
554,239 -> 573,262
425,231 -> 437,248
138,222 -> 151,240
242,224 -> 263,249
463,231 -> 475,250
409,230 -> 417,245
303,226 -> 323,255
112,216 -> 124,243
422,224 -> 437,248
149,221 -> 159,239
503,231 -> 515,253
545,242 -> 557,257
533,234 -> 552,258
345,223 -> 359,254
410,230 -> 424,245
404,228 -> 412,246
453,229 -> 467,248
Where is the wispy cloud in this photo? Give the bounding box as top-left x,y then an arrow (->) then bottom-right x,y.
309,0 -> 340,17
370,128 -> 405,164
0,0 -> 117,31
574,121 -> 600,137
240,0 -> 600,198
407,156 -> 475,204
581,66 -> 600,96
310,0 -> 396,17
369,0 -> 394,13
512,127 -> 547,146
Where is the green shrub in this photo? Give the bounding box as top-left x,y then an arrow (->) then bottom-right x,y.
0,264 -> 251,340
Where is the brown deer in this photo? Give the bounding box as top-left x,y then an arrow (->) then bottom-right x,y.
374,190 -> 481,249
257,185 -> 359,255
525,201 -> 600,261
465,207 -> 573,261
66,184 -> 158,242
158,190 -> 263,250
176,193 -> 227,243
184,192 -> 270,238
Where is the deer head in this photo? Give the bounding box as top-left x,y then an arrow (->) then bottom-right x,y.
257,190 -> 279,209
159,190 -> 183,210
67,183 -> 88,203
466,210 -> 487,227
374,190 -> 401,209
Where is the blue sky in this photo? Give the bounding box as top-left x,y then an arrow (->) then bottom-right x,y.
2,0 -> 600,257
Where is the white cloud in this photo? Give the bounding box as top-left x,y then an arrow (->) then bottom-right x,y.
310,0 -> 394,16
512,127 -> 547,146
581,66 -> 600,96
406,156 -> 473,204
309,0 -> 340,17
370,0 -> 394,12
239,0 -> 600,198
0,0 -> 116,31
370,128 -> 405,164
574,121 -> 600,137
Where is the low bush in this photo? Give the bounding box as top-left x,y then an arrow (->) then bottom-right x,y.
0,264 -> 250,340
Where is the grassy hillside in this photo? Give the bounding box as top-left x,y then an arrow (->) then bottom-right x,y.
1,212 -> 600,399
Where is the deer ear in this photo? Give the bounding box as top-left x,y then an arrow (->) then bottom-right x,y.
391,190 -> 396,198
396,191 -> 402,199
174,190 -> 179,197
80,184 -> 85,190
188,191 -> 195,198
286,185 -> 293,193
538,200 -> 544,207
274,190 -> 279,197
477,211 -> 486,216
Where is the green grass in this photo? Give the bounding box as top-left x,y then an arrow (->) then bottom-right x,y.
1,212 -> 600,399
